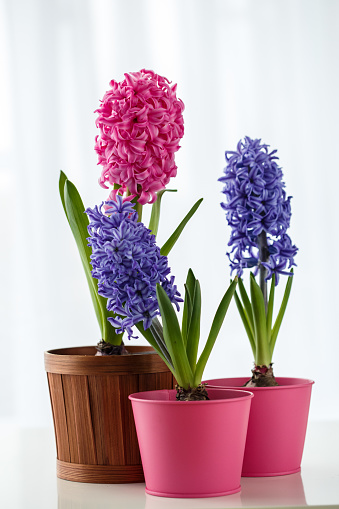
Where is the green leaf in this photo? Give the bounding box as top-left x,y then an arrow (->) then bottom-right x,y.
182,285 -> 193,347
186,279 -> 201,371
270,271 -> 294,356
238,277 -> 254,335
185,269 -> 196,300
63,178 -> 123,345
194,278 -> 238,385
156,284 -> 194,388
135,322 -> 174,372
59,171 -> 69,221
182,269 -> 196,346
64,180 -> 105,335
160,198 -> 203,256
148,189 -> 177,236
234,290 -> 256,356
266,274 -> 275,344
250,273 -> 271,366
149,317 -> 174,367
64,180 -> 91,266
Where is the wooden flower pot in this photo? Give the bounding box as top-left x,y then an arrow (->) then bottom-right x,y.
45,345 -> 175,484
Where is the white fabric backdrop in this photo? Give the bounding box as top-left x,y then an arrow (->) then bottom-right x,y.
1,0 -> 338,426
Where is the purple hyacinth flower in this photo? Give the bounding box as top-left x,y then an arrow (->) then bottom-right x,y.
219,137 -> 298,283
86,196 -> 182,339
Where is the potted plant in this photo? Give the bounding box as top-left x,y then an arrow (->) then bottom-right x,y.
205,136 -> 314,477
85,195 -> 253,497
45,70 -> 203,484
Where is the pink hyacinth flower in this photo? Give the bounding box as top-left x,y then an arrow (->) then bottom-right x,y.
95,69 -> 184,205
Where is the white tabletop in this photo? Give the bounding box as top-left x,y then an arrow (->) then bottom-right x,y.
0,420 -> 338,509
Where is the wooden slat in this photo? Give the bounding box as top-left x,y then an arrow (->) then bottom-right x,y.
57,459 -> 144,484
71,375 -> 97,465
47,373 -> 70,462
156,372 -> 176,390
138,373 -> 157,392
119,374 -> 140,465
87,375 -> 125,466
62,374 -> 80,464
139,372 -> 175,392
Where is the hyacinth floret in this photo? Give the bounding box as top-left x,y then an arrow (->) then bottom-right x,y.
86,196 -> 182,338
95,69 -> 185,205
219,137 -> 298,284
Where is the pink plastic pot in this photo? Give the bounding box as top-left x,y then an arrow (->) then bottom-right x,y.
129,388 -> 253,498
204,377 -> 314,477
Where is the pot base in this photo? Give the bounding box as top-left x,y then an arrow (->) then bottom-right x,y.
145,485 -> 241,498
57,459 -> 144,484
242,467 -> 301,477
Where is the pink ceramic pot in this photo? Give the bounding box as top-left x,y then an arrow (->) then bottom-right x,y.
129,388 -> 253,498
204,377 -> 314,477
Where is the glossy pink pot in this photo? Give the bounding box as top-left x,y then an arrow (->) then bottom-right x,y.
129,388 -> 253,498
204,377 -> 314,477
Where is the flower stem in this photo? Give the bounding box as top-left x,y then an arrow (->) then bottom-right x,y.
135,201 -> 143,222
130,193 -> 143,222
257,230 -> 269,313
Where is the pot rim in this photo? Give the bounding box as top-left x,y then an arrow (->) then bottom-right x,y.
129,388 -> 254,404
44,345 -> 156,357
44,345 -> 169,376
204,376 -> 314,391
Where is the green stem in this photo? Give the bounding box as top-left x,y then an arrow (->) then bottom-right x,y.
129,189 -> 143,222
266,274 -> 275,345
104,323 -> 124,346
132,200 -> 142,222
250,274 -> 272,366
257,230 -> 269,313
148,189 -> 177,236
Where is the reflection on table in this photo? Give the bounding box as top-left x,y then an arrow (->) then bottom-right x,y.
57,472 -> 306,509
240,473 -> 306,507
